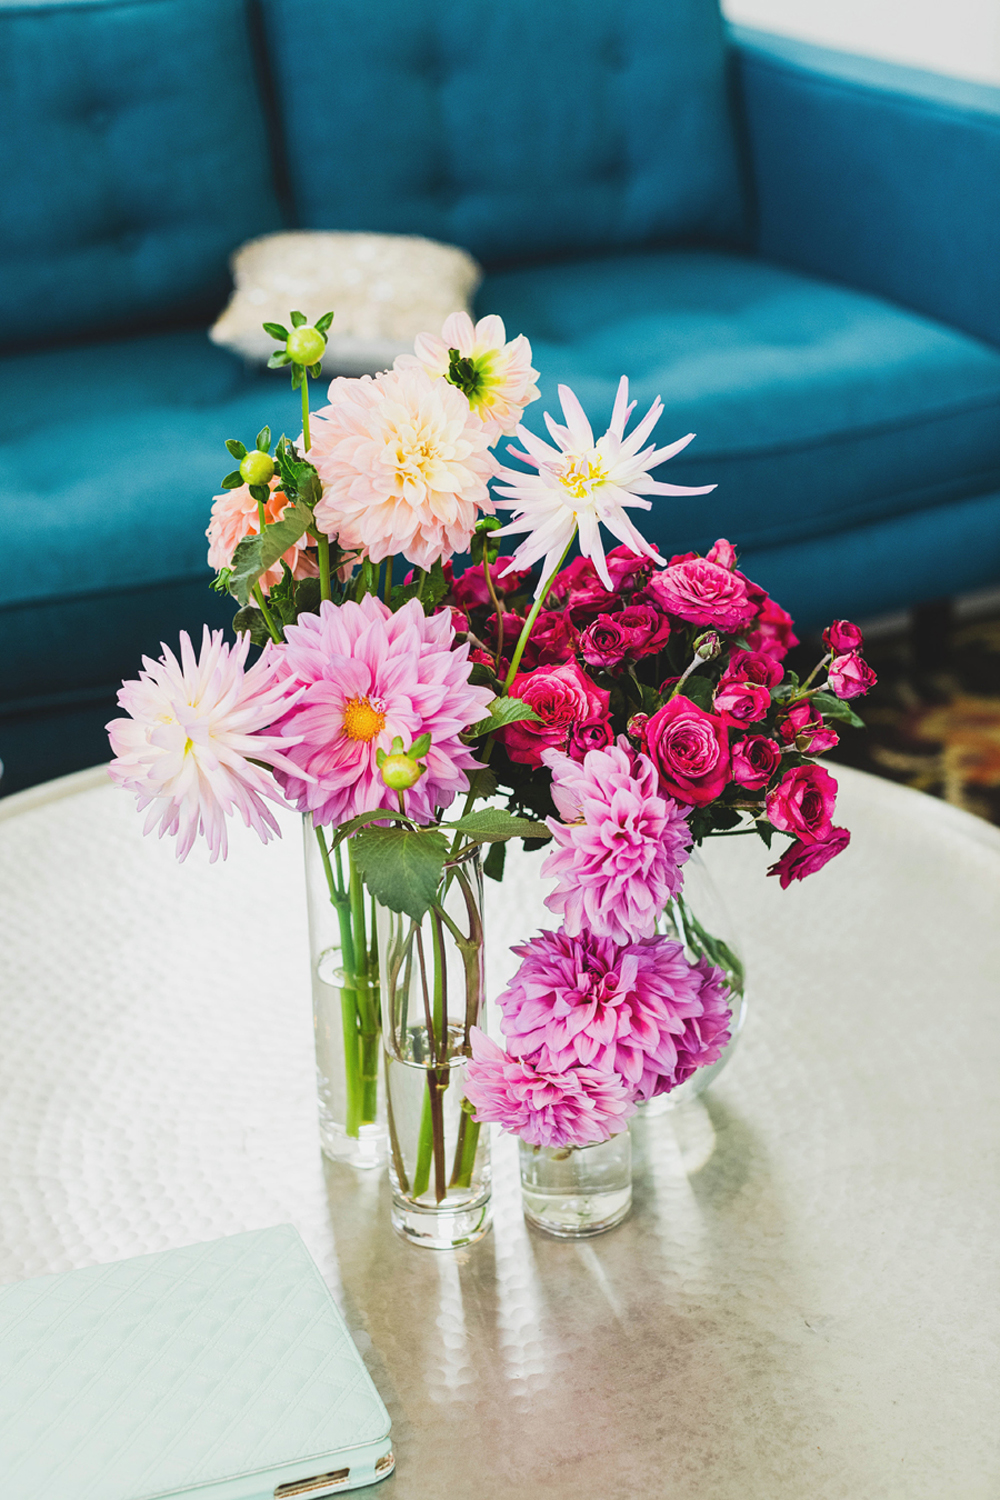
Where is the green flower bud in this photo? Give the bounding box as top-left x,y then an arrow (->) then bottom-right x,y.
239,450 -> 275,487
693,630 -> 722,661
380,753 -> 425,791
286,326 -> 326,367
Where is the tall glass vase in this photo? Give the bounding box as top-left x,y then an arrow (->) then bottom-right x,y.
376,847 -> 491,1249
650,849 -> 749,1111
303,820 -> 387,1170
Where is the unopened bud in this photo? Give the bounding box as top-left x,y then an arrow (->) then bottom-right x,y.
627,713 -> 649,741
380,754 -> 425,791
693,631 -> 722,661
286,325 -> 326,367
239,449 -> 275,487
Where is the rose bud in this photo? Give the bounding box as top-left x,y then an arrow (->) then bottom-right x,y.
706,538 -> 738,571
568,716 -> 615,760
693,630 -> 722,661
722,649 -> 783,689
823,619 -> 864,654
627,712 -> 649,741
779,701 -> 839,754
714,678 -> 771,727
827,652 -> 877,699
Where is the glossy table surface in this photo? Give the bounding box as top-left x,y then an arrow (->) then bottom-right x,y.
1,763 -> 998,1499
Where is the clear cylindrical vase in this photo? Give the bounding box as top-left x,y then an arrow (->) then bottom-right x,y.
519,1131 -> 632,1238
377,847 -> 491,1249
303,819 -> 387,1170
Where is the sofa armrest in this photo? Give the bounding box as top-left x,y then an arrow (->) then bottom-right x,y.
731,26 -> 1000,348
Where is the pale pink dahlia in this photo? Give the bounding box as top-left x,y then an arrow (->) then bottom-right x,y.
396,311 -> 540,440
497,928 -> 725,1100
107,628 -> 302,862
270,594 -> 493,827
308,365 -> 497,571
495,376 -> 716,596
463,1028 -> 636,1149
206,480 -> 317,594
540,742 -> 691,944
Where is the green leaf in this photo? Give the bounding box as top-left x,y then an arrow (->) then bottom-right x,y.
267,351 -> 292,369
221,470 -> 244,490
225,438 -> 247,461
465,695 -> 540,739
315,310 -> 335,335
290,365 -> 304,390
308,362 -> 323,379
464,767 -> 498,802
448,809 -> 549,843
227,499 -> 315,605
709,805 -> 742,831
255,426 -> 271,453
291,462 -> 322,508
248,483 -> 270,504
483,841 -> 506,883
351,826 -> 449,922
468,662 -> 500,689
811,692 -> 866,729
293,576 -> 322,617
677,672 -> 715,710
290,310 -> 307,328
754,818 -> 775,848
262,322 -> 288,341
231,605 -> 274,647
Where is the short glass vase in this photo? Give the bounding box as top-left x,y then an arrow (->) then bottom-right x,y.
519,1130 -> 632,1238
376,847 -> 491,1249
303,819 -> 387,1171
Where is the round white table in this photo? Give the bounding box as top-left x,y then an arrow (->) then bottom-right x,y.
1,763 -> 998,1498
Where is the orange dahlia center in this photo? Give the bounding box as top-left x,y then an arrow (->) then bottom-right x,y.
343,695 -> 387,742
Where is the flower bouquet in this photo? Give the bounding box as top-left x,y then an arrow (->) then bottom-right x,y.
107,305 -> 875,1245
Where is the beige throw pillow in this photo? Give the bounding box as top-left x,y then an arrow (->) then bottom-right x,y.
210,231 -> 482,376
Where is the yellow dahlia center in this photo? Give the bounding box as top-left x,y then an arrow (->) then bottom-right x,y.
558,453 -> 608,502
343,695 -> 387,742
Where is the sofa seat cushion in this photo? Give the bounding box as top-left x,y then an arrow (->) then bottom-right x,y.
1,330 -> 300,703
262,0 -> 745,266
481,249 -> 1000,559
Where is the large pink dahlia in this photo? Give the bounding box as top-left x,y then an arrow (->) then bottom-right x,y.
496,927 -> 726,1100
540,742 -> 691,944
107,628 -> 302,862
463,1028 -> 636,1149
308,365 -> 497,571
270,594 -> 493,827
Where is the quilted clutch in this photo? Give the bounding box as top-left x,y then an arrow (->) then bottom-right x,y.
0,1225 -> 393,1500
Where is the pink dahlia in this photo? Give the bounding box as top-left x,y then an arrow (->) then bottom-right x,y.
662,955 -> 733,1093
269,594 -> 493,827
107,628 -> 302,862
206,480 -> 317,594
497,927 -> 724,1099
396,311 -> 540,440
540,742 -> 691,943
463,1028 -> 636,1149
308,365 -> 496,571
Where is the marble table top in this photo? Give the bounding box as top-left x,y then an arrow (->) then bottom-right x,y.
1,762 -> 998,1499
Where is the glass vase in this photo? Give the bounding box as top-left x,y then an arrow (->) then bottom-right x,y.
376,847 -> 491,1249
519,1130 -> 632,1238
648,849 -> 748,1112
303,819 -> 387,1170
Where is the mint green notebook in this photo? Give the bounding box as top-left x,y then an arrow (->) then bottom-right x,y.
0,1225 -> 393,1500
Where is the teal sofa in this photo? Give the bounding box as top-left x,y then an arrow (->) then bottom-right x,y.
2,0 -> 999,794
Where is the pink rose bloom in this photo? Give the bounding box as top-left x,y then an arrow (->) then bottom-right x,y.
500,660 -> 609,767
451,557 -> 531,609
779,701 -> 839,754
568,717 -> 614,760
206,481 -> 318,595
618,603 -> 672,657
745,595 -> 799,660
540,743 -> 691,943
766,764 -> 837,843
463,1028 -> 636,1149
579,613 -> 638,670
823,619 -> 864,654
605,544 -> 658,594
645,557 -> 756,632
723,649 -> 783,689
713,678 -> 771,728
768,826 -> 851,888
827,651 -> 877,699
643,695 -> 731,807
705,538 -> 738,571
270,595 -> 493,826
524,610 -> 577,668
497,927 -> 723,1099
548,555 -> 616,619
730,734 -> 781,791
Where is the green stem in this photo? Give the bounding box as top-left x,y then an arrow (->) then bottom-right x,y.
483,554 -> 505,670
252,582 -> 282,644
412,1083 -> 434,1200
385,1084 -> 411,1196
450,1111 -> 481,1189
670,649 -> 707,699
300,369 -> 311,453
503,535 -> 575,688
348,844 -> 380,1124
317,534 -> 332,603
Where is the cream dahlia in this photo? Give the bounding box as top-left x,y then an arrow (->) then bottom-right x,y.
270,594 -> 494,827
107,628 -> 302,862
396,311 -> 540,440
206,479 -> 317,594
308,366 -> 496,571
495,377 -> 716,596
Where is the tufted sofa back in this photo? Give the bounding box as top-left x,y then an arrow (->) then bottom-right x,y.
0,0 -> 282,352
260,0 -> 747,269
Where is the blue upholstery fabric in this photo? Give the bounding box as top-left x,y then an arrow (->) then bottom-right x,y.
733,27 -> 1000,350
482,250 -> 1000,564
0,0 -> 282,351
260,0 -> 746,266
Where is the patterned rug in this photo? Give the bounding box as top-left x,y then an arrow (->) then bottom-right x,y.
798,606 -> 1000,827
